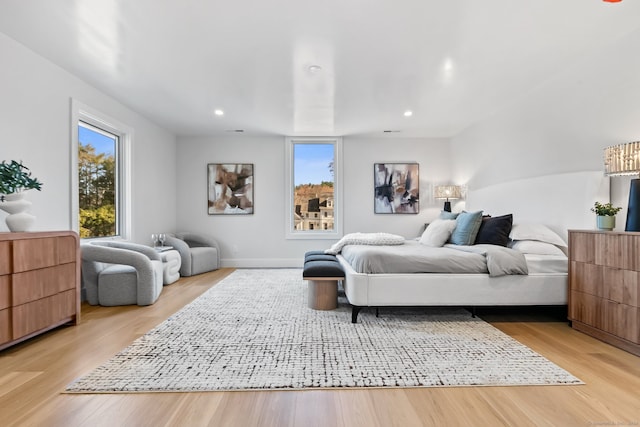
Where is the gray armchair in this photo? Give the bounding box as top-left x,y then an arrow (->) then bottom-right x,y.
81,240 -> 164,306
164,232 -> 220,276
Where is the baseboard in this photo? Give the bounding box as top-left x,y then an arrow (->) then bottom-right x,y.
221,258 -> 303,268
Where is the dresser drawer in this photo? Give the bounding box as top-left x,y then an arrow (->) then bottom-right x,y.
570,290 -> 601,326
12,289 -> 76,338
602,300 -> 639,343
0,308 -> 11,344
12,263 -> 77,306
0,275 -> 10,310
571,261 -> 604,297
0,241 -> 10,275
12,237 -> 57,272
603,267 -> 640,307
571,290 -> 639,344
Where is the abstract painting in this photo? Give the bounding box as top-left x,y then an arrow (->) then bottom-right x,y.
374,163 -> 419,214
207,163 -> 254,214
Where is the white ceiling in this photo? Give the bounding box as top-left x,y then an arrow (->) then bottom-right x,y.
1,0 -> 639,138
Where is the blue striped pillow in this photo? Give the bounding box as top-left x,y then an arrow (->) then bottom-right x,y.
449,210 -> 483,245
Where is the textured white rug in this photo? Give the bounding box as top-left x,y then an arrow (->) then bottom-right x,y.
66,269 -> 582,392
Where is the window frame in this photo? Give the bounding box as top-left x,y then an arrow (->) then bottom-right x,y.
70,99 -> 132,240
284,136 -> 343,240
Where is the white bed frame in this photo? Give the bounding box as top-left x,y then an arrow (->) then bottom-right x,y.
338,171 -> 609,323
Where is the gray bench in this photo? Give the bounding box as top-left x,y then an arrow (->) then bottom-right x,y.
302,251 -> 345,310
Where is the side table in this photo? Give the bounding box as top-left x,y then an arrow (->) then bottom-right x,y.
155,247 -> 181,285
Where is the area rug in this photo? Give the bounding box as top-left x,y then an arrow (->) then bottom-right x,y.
66,269 -> 582,392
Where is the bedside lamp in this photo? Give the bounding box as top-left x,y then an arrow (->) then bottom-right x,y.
604,141 -> 640,231
434,185 -> 462,212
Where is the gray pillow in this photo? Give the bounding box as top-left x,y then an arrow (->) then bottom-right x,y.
449,210 -> 483,245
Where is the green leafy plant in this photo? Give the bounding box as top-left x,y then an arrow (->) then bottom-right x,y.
591,201 -> 622,217
0,160 -> 43,199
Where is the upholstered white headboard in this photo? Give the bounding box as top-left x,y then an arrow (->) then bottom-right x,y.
466,171 -> 609,242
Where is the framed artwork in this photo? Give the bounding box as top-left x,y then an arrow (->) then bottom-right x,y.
374,162 -> 419,214
207,163 -> 254,214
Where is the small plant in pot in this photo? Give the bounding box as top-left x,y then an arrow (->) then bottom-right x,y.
591,201 -> 622,231
0,160 -> 43,200
0,160 -> 43,232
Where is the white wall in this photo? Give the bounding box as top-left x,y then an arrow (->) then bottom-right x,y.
8,19 -> 637,263
0,32 -> 177,242
176,136 -> 452,267
451,27 -> 640,230
343,137 -> 452,235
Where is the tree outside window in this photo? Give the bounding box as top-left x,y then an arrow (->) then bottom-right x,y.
78,122 -> 118,238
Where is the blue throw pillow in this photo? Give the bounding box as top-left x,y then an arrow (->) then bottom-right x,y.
439,211 -> 459,220
449,210 -> 483,245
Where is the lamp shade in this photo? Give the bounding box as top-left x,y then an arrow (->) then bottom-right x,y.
604,141 -> 640,176
434,185 -> 462,200
604,141 -> 640,232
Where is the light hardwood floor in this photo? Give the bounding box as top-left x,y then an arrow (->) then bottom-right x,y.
1,268 -> 639,427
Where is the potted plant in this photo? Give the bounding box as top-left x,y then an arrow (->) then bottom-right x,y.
0,160 -> 43,199
0,160 -> 43,232
591,201 -> 622,231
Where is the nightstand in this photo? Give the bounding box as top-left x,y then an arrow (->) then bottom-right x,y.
568,230 -> 640,356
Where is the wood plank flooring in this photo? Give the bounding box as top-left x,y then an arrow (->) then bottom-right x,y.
1,268 -> 639,427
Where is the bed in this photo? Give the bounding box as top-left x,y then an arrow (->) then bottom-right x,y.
335,171 -> 609,322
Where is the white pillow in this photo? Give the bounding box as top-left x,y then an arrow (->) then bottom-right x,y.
509,223 -> 567,247
509,240 -> 565,256
419,219 -> 457,247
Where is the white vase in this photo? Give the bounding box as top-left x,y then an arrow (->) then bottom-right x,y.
0,192 -> 36,232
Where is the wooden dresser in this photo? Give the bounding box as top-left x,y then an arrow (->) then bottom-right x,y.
568,230 -> 640,356
0,231 -> 80,351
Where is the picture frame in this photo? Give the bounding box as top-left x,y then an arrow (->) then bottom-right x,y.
207,163 -> 254,214
374,162 -> 419,214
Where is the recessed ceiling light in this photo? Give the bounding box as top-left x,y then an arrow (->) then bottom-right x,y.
443,58 -> 454,72
383,130 -> 401,133
404,110 -> 413,117
308,65 -> 322,74
214,109 -> 224,116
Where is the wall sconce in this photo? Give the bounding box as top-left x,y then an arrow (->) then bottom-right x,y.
434,185 -> 462,212
604,141 -> 640,231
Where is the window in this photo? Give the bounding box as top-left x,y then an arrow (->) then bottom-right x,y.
285,137 -> 342,239
71,100 -> 131,239
77,122 -> 118,237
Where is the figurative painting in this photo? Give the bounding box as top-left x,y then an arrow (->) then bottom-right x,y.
374,163 -> 419,214
207,163 -> 254,214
